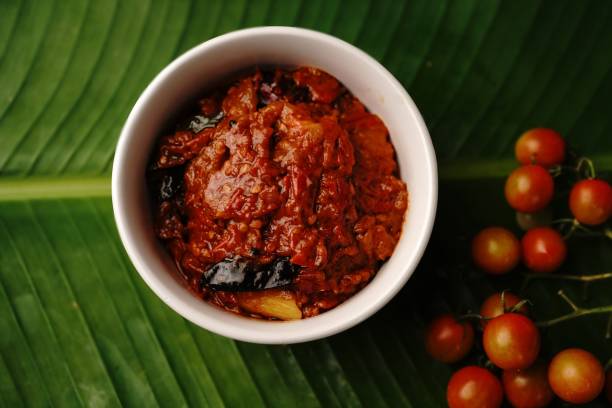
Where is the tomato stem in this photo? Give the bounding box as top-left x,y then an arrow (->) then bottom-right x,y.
536,290 -> 612,328
551,218 -> 580,239
548,156 -> 597,179
551,218 -> 576,225
575,157 -> 596,179
548,165 -> 563,178
498,290 -> 532,314
500,290 -> 508,312
572,223 -> 612,239
458,313 -> 487,322
557,290 -> 579,311
510,299 -> 531,313
551,218 -> 611,240
521,271 -> 612,292
548,165 -> 578,178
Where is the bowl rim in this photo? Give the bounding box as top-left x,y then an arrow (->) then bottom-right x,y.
112,26 -> 437,344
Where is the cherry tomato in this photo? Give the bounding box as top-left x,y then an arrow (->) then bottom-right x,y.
606,369 -> 612,404
447,366 -> 503,408
480,292 -> 528,327
472,227 -> 521,275
548,348 -> 604,404
515,128 -> 565,167
424,314 -> 474,363
505,165 -> 554,213
521,227 -> 567,273
502,361 -> 553,408
569,179 -> 612,226
483,313 -> 540,370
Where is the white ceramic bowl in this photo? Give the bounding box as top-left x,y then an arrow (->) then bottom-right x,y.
112,26 -> 437,344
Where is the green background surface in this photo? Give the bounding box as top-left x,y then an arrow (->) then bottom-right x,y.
1,0 -> 611,406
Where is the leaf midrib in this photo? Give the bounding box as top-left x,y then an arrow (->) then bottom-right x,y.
0,177 -> 110,201
0,155 -> 610,201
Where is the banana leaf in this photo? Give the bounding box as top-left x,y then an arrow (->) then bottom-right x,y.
0,0 -> 611,406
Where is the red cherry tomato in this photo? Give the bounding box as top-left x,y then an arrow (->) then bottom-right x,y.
505,165 -> 554,213
424,314 -> 474,363
515,128 -> 565,167
521,227 -> 567,273
548,348 -> 605,404
569,179 -> 612,226
480,292 -> 528,327
483,313 -> 540,370
472,227 -> 521,275
502,361 -> 553,408
447,366 -> 503,408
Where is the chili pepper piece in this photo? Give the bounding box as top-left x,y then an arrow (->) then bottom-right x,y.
200,257 -> 300,291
